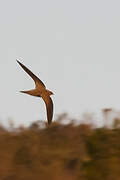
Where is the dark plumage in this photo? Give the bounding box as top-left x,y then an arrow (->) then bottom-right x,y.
17,60 -> 54,125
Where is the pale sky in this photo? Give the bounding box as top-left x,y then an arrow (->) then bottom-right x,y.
0,0 -> 120,126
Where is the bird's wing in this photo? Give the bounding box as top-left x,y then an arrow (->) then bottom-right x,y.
17,60 -> 46,88
42,96 -> 53,125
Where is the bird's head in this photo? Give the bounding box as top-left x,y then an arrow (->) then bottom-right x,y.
47,90 -> 54,96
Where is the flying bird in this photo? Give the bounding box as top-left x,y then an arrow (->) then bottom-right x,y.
16,60 -> 54,125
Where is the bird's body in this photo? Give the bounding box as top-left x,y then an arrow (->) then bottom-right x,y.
17,60 -> 54,125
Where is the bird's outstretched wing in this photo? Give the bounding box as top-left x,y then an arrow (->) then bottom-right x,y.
42,96 -> 53,125
16,60 -> 46,88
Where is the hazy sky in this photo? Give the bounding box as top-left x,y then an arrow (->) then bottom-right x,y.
0,0 -> 120,126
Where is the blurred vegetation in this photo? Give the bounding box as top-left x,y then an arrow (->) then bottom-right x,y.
1,113 -> 120,180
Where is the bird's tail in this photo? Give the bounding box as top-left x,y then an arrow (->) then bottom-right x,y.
20,89 -> 40,97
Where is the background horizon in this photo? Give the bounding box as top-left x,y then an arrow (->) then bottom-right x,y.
0,0 -> 120,127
